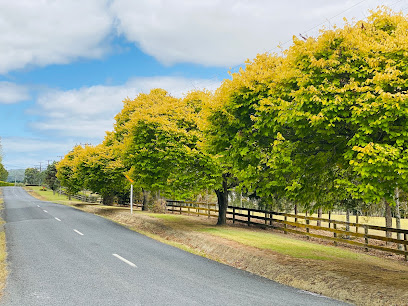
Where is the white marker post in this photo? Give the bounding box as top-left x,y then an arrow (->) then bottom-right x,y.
124,174 -> 135,215
130,184 -> 133,214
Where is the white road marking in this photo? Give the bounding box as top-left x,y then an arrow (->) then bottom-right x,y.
43,210 -> 48,213
113,254 -> 137,268
55,217 -> 61,222
37,205 -> 40,208
73,229 -> 84,236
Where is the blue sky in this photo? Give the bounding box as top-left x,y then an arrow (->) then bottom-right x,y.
0,0 -> 406,171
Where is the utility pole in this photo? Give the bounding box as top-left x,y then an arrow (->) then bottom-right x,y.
39,162 -> 43,172
46,160 -> 53,166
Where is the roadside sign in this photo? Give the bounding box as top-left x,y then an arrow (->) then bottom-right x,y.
124,174 -> 134,183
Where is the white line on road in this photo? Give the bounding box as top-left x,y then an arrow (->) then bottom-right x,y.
37,205 -> 40,208
43,210 -> 48,213
113,254 -> 137,268
73,229 -> 84,236
55,217 -> 61,222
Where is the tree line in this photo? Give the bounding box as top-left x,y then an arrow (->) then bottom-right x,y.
0,138 -> 8,182
56,8 -> 408,225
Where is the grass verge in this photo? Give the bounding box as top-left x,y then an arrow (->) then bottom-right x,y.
26,186 -> 408,305
0,188 -> 7,299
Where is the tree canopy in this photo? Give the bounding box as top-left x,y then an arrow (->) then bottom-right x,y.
56,7 -> 408,221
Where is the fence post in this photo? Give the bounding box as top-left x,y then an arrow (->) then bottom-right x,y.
233,207 -> 236,224
305,212 -> 310,240
247,209 -> 251,226
270,213 -> 273,227
208,203 -> 210,218
180,204 -> 182,215
294,205 -> 298,223
328,211 -> 331,228
333,223 -> 337,246
284,215 -> 288,234
364,225 -> 369,252
404,233 -> 407,261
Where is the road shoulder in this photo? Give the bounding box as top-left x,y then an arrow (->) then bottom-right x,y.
0,188 -> 8,299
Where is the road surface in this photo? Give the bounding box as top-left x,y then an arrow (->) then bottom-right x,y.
1,187 -> 347,305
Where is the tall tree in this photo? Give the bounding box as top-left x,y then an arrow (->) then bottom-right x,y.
56,146 -> 85,199
0,163 -> 8,181
209,8 -> 408,212
121,89 -> 219,201
271,8 -> 408,204
75,141 -> 129,205
44,161 -> 59,192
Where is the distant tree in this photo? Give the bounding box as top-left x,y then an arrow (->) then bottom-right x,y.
44,162 -> 59,192
56,146 -> 84,199
24,168 -> 41,185
0,163 -> 8,181
0,137 -> 7,182
75,141 -> 129,205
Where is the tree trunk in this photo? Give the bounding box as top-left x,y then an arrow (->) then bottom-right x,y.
142,189 -> 148,211
216,175 -> 228,225
385,199 -> 392,244
294,204 -> 298,223
102,194 -> 115,205
395,188 -> 403,250
345,209 -> 350,239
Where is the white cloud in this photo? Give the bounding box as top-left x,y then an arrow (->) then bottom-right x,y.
1,137 -> 75,169
1,137 -> 71,153
30,76 -> 221,138
0,0 -> 403,72
0,82 -> 30,104
0,0 -> 113,74
110,0 -> 396,67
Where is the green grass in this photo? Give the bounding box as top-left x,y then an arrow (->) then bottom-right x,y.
25,186 -> 74,203
139,211 -> 365,261
145,213 -> 185,221
199,227 -> 363,260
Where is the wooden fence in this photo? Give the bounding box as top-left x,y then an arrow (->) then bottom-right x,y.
166,200 -> 408,260
71,194 -> 102,203
167,200 -> 218,218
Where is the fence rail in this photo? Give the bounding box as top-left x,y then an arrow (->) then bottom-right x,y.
166,200 -> 408,260
58,193 -> 408,259
167,200 -> 218,218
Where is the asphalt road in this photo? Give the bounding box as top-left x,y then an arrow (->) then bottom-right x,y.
1,187 -> 347,306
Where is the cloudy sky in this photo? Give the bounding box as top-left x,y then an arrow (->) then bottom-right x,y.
0,0 -> 406,170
